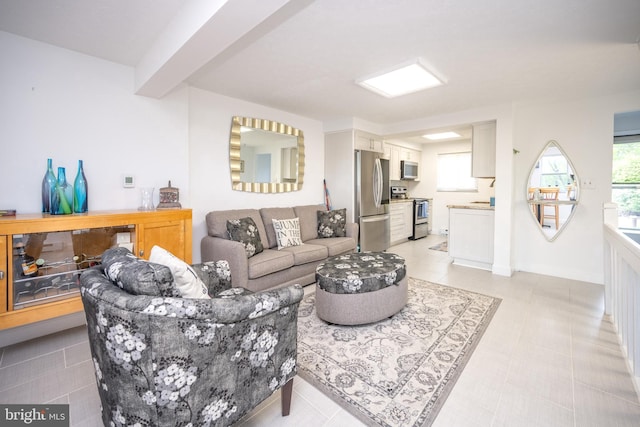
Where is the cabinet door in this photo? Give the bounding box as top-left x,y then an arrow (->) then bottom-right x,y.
355,131 -> 384,153
0,236 -> 6,314
448,209 -> 494,263
138,220 -> 189,262
389,204 -> 405,242
403,203 -> 414,238
389,146 -> 401,180
472,122 -> 496,178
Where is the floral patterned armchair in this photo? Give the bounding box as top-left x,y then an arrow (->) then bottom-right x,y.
79,247 -> 304,427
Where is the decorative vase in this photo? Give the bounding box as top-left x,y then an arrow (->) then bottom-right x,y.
73,160 -> 88,213
138,188 -> 155,211
41,158 -> 57,213
51,167 -> 73,215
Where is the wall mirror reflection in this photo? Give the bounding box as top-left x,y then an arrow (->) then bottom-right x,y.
527,140 -> 579,241
229,116 -> 304,193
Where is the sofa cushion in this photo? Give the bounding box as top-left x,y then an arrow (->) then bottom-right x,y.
101,247 -> 179,297
281,243 -> 328,265
149,245 -> 210,299
317,208 -> 347,238
272,218 -> 303,250
227,217 -> 264,258
306,237 -> 357,257
206,209 -> 267,241
259,207 -> 296,248
294,204 -> 326,241
247,249 -> 294,279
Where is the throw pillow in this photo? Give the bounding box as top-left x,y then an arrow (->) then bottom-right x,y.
101,247 -> 179,297
272,217 -> 303,250
317,208 -> 347,238
227,217 -> 264,258
149,245 -> 210,299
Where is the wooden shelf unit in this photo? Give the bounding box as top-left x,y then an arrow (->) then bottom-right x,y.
0,209 -> 192,330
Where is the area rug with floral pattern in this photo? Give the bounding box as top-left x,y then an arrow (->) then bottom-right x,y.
296,277 -> 501,426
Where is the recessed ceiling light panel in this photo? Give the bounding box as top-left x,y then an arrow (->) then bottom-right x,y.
357,60 -> 445,98
423,131 -> 461,140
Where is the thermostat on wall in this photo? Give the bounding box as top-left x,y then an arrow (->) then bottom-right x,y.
123,175 -> 135,188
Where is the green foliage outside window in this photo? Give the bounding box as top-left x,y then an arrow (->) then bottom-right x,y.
612,141 -> 640,217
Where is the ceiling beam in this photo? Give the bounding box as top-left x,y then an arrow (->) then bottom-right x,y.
134,0 -> 301,98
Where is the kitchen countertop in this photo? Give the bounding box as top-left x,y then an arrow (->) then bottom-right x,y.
390,198 -> 414,203
447,202 -> 495,210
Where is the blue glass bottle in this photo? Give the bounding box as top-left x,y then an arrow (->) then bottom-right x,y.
73,160 -> 88,213
51,167 -> 73,215
41,158 -> 57,213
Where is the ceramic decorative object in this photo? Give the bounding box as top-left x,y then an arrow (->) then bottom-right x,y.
138,187 -> 155,211
73,160 -> 88,213
51,167 -> 73,215
41,158 -> 57,213
157,180 -> 181,210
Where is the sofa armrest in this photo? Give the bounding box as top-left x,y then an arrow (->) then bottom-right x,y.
201,235 -> 249,288
346,222 -> 359,239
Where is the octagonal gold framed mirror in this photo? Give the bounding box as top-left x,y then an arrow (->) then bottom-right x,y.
229,116 -> 305,193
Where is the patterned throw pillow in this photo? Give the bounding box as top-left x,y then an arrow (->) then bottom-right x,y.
227,217 -> 264,258
272,218 -> 303,250
317,208 -> 347,238
101,247 -> 179,297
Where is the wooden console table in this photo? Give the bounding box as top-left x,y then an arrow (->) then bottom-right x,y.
0,209 -> 192,330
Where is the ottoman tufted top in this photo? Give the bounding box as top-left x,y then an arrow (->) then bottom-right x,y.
315,252 -> 406,294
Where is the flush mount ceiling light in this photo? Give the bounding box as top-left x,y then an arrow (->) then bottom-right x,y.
356,60 -> 445,98
423,131 -> 461,140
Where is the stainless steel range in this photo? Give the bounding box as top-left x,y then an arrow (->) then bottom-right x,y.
410,198 -> 431,240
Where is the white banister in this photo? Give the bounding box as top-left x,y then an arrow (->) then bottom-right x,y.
603,203 -> 640,397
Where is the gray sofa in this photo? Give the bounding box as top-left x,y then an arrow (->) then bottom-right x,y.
201,204 -> 358,292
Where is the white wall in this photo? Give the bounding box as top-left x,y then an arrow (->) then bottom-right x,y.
0,32 -> 190,213
187,88 -> 326,262
4,30 -> 640,285
512,92 -> 640,283
0,31 -> 327,264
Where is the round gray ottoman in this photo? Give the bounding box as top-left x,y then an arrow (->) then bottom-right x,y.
315,252 -> 408,325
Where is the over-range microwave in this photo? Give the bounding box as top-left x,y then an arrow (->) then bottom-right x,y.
401,160 -> 418,180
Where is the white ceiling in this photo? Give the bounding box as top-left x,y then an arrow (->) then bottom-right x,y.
1,0 -> 639,133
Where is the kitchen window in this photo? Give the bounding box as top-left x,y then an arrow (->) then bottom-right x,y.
437,152 -> 477,192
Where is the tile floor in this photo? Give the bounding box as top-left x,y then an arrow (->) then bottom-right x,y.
1,235 -> 639,426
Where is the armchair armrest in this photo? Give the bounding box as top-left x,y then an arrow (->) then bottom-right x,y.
191,260 -> 232,296
201,235 -> 249,287
81,268 -> 304,324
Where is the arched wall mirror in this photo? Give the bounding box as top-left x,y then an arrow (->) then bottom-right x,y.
229,116 -> 305,193
527,140 -> 580,241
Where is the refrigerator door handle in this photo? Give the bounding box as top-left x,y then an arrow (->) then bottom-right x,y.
373,158 -> 382,207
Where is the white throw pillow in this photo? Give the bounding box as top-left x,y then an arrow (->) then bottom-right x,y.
149,245 -> 210,299
272,218 -> 303,250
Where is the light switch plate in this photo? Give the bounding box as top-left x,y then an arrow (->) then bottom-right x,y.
123,175 -> 135,188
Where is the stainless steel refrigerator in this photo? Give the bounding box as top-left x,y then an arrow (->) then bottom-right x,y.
355,150 -> 390,252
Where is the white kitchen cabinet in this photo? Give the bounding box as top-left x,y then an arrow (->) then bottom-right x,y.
448,207 -> 494,270
403,201 -> 414,237
355,130 -> 384,153
471,121 -> 496,178
388,145 -> 401,180
384,143 -> 422,180
389,201 -> 413,244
